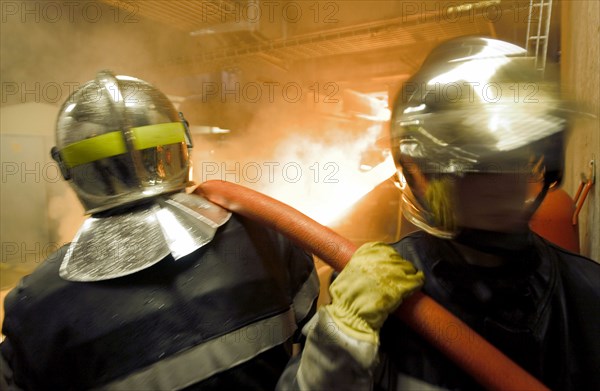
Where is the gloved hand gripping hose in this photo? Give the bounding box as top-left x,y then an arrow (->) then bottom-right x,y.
195,180 -> 549,391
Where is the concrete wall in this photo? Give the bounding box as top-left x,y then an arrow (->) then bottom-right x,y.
0,103 -> 85,289
561,0 -> 600,261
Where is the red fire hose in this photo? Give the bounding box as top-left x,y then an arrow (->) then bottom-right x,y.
196,180 -> 549,391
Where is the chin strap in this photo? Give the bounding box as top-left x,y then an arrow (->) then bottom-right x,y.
196,180 -> 549,391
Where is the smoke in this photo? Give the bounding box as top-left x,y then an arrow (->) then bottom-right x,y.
188,91 -> 396,225
0,1 -> 195,274
0,1 -> 194,107
1,1 -> 401,271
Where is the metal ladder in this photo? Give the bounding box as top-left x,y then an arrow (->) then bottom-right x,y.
525,0 -> 553,76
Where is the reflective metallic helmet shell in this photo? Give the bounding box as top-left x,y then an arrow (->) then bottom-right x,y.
54,71 -> 192,214
390,36 -> 567,238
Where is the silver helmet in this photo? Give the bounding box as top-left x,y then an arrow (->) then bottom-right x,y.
52,71 -> 230,282
52,70 -> 193,214
391,37 -> 566,239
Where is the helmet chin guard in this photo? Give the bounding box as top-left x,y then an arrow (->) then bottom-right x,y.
59,192 -> 230,282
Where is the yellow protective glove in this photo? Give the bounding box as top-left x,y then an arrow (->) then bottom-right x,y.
326,242 -> 425,344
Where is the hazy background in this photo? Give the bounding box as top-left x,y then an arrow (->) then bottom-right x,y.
1,1 -> 598,295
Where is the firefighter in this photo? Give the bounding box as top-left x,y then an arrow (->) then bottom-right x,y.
277,37 -> 599,390
1,71 -> 319,390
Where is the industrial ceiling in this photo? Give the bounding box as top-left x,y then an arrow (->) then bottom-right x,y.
98,0 -> 507,90
2,0 -> 560,111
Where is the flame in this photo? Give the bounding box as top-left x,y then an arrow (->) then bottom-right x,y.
253,123 -> 396,226
190,93 -> 397,227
